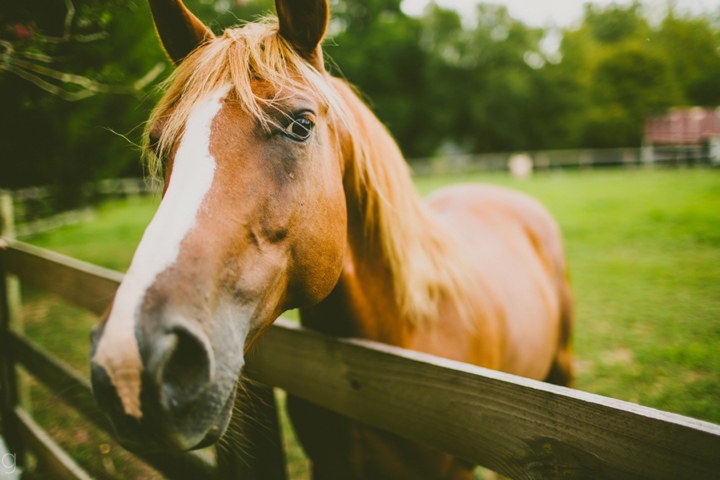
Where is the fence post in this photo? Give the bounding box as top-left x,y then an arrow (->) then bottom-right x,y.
0,195 -> 30,419
1,190 -> 26,468
0,194 -> 21,336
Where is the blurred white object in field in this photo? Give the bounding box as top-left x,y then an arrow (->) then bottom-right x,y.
509,153 -> 533,179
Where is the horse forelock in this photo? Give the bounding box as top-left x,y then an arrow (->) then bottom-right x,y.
142,16 -> 481,331
143,17 -> 340,181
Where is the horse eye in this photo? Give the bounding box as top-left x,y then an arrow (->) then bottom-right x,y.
284,116 -> 315,141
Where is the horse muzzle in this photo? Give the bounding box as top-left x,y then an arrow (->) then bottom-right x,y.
90,316 -> 238,452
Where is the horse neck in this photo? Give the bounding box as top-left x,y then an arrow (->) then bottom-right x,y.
299,79 -> 421,345
299,167 -> 409,344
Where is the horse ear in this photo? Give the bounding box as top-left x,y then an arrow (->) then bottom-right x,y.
148,0 -> 214,65
275,0 -> 329,71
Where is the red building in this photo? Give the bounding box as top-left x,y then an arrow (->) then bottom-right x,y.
643,107 -> 720,164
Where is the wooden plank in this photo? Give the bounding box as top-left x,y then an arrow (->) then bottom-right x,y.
0,242 -> 274,479
0,240 -> 288,479
8,237 -> 720,477
136,450 -> 219,480
1,190 -> 16,239
8,330 -> 113,433
1,193 -> 34,421
8,331 -> 219,480
14,407 -> 93,480
246,320 -> 720,480
1,240 -> 121,316
0,198 -> 26,466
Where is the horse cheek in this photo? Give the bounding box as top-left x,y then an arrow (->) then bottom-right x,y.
291,189 -> 346,307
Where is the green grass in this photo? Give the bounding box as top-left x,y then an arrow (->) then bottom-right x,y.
414,167 -> 720,422
15,196 -> 167,479
13,167 -> 720,477
28,195 -> 162,272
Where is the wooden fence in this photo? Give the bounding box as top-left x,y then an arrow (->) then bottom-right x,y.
2,201 -> 720,478
409,146 -> 716,176
10,179 -> 160,238
8,151 -> 717,238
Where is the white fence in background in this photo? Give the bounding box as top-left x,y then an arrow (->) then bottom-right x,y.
4,145 -> 717,237
410,145 -> 717,175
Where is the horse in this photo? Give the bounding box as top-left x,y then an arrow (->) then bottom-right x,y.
89,1 -> 574,478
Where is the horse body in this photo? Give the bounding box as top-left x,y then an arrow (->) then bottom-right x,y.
89,1 -> 573,478
289,82 -> 572,479
291,182 -> 573,478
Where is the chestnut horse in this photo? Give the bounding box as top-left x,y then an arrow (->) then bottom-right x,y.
90,0 -> 573,478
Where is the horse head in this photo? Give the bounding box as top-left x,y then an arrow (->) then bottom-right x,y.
90,0 -> 348,452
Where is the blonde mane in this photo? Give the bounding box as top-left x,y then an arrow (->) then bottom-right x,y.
144,17 -> 478,327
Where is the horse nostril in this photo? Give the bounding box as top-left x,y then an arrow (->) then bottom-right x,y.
157,326 -> 214,410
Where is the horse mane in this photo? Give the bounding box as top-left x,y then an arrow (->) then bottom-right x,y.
144,17 -> 478,327
144,17 -> 338,178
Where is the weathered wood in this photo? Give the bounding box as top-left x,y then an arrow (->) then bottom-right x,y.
8,330 -> 219,480
1,190 -> 16,239
2,194 -> 33,420
7,236 -> 720,478
246,320 -> 720,480
0,241 -> 288,479
14,407 -> 93,480
1,240 -> 121,316
0,191 -> 26,467
9,329 -> 113,433
0,274 -> 24,467
5,272 -> 31,417
1,197 -> 22,332
138,450 -> 220,480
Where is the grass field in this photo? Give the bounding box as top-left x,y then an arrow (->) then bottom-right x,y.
415,168 -> 720,423
11,166 -> 720,478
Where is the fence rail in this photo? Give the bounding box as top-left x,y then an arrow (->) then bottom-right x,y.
6,148 -> 718,237
4,178 -> 160,238
2,238 -> 720,479
248,322 -> 720,479
409,145 -> 717,176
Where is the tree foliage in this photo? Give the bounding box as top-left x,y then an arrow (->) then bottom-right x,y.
0,0 -> 271,202
2,1 -> 720,197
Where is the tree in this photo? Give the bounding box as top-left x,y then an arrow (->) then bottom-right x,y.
325,0 -> 434,156
583,45 -> 682,147
1,0 -> 160,203
657,9 -> 720,106
557,2 -> 687,148
3,0 -> 720,198
0,0 -> 165,101
585,1 -> 642,44
0,0 -> 271,203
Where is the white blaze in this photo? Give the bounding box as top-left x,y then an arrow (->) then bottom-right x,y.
93,85 -> 232,418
